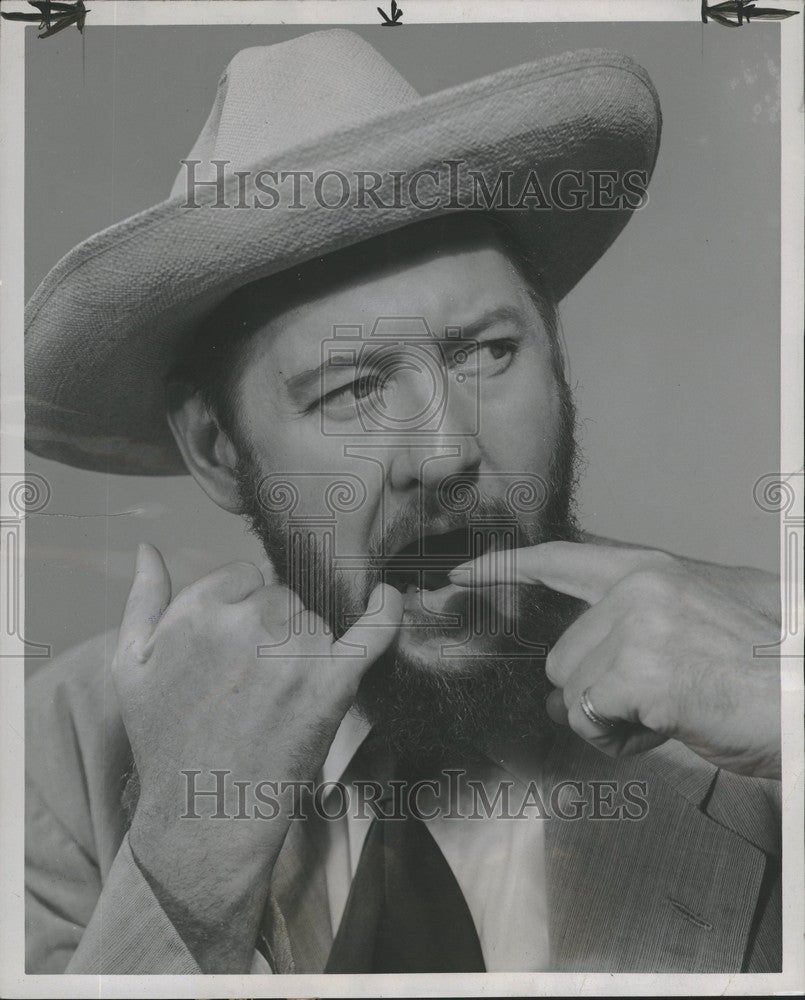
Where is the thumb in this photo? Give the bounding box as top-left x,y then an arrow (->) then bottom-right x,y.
333,583 -> 403,676
118,543 -> 172,664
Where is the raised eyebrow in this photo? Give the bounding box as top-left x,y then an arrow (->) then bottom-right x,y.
282,341 -> 395,400
283,356 -> 358,399
455,305 -> 528,340
283,305 -> 524,398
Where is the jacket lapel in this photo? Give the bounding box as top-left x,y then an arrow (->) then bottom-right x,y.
270,809 -> 333,973
266,729 -> 775,973
267,710 -> 374,972
544,732 -> 771,972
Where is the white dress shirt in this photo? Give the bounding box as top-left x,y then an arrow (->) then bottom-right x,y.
319,709 -> 551,972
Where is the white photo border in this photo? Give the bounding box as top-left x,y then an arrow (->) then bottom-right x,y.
1,1 -> 802,996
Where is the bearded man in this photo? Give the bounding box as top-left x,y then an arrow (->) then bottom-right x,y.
24,30 -> 782,975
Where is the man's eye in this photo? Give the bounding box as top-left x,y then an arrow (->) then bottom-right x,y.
453,339 -> 517,377
321,372 -> 383,410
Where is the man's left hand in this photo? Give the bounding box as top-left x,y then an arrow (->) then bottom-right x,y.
451,541 -> 781,780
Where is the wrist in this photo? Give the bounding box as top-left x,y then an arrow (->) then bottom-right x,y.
129,802 -> 276,890
128,811 -> 276,973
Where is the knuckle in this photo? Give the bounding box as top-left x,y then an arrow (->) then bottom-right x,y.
189,561 -> 263,602
618,568 -> 678,607
625,548 -> 677,575
215,560 -> 264,595
168,588 -> 207,633
295,610 -> 327,638
154,597 -> 217,651
640,696 -> 674,735
228,597 -> 263,634
170,587 -> 207,621
614,647 -> 651,688
259,585 -> 300,621
228,560 -> 264,585
622,604 -> 674,642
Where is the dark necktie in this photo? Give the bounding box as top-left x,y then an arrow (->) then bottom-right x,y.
325,802 -> 486,973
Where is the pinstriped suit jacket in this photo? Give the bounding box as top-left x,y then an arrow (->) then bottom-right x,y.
25,631 -> 781,974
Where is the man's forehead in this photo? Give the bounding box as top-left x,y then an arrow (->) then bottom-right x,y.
248,240 -> 534,371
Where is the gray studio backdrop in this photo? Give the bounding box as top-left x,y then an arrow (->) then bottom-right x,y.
24,22 -> 781,664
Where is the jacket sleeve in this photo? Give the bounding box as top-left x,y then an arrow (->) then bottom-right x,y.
23,633 -> 286,975
26,777 -> 200,973
26,776 -> 285,973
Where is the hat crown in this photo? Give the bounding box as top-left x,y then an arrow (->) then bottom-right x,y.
29,35 -> 661,475
170,30 -> 420,197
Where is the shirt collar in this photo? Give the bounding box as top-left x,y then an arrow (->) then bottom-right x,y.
321,706 -> 372,786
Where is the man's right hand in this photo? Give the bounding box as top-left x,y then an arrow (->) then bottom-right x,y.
113,542 -> 402,972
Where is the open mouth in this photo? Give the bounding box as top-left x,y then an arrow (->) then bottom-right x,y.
381,527 -> 489,594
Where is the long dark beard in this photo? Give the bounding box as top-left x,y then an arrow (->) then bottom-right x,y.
355,583 -> 582,767
233,393 -> 585,765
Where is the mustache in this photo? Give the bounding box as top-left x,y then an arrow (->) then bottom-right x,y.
370,494 -> 532,558
234,439 -> 582,631
369,480 -> 571,568
358,494 -> 540,605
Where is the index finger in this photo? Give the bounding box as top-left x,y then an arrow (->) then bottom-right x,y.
448,541 -> 656,604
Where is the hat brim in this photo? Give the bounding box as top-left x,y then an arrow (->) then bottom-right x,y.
25,48 -> 660,475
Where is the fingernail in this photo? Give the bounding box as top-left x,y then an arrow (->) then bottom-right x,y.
448,565 -> 472,585
135,543 -> 145,572
366,583 -> 385,613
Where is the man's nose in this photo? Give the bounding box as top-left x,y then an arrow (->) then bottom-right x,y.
387,384 -> 482,493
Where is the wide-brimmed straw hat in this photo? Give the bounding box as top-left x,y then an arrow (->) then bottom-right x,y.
25,29 -> 661,476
